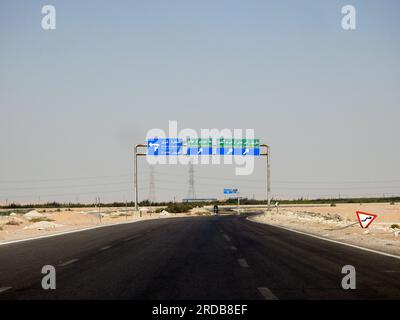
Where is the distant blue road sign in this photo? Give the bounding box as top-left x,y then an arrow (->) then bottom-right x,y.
224,188 -> 238,194
147,138 -> 183,155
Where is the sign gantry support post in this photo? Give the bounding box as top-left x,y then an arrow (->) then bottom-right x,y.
260,144 -> 271,211
134,145 -> 138,211
134,144 -> 147,211
267,146 -> 271,211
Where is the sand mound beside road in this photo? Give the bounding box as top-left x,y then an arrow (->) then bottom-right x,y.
24,221 -> 64,230
159,210 -> 171,216
24,210 -> 45,219
190,207 -> 211,215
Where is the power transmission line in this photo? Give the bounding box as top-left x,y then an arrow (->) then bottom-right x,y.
187,161 -> 196,199
148,165 -> 156,203
0,174 -> 130,184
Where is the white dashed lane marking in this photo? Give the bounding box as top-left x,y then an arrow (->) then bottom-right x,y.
223,234 -> 231,242
123,234 -> 143,242
99,245 -> 112,251
258,287 -> 278,300
230,246 -> 238,251
0,287 -> 12,294
58,259 -> 79,267
237,258 -> 249,268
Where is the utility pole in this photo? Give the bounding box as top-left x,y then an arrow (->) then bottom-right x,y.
125,198 -> 128,220
97,197 -> 102,223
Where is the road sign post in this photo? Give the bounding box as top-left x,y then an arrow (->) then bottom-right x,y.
134,145 -> 138,211
134,143 -> 147,211
267,146 -> 271,210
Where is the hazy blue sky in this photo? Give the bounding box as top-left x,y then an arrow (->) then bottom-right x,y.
1,0 -> 399,203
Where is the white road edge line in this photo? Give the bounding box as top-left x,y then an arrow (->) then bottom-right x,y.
0,287 -> 12,294
0,216 -> 170,247
258,287 -> 278,300
247,217 -> 400,260
237,258 -> 249,268
58,258 -> 79,267
223,234 -> 231,242
99,245 -> 112,251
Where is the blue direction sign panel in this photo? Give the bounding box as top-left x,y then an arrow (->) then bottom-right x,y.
187,138 -> 212,155
224,188 -> 238,194
218,139 -> 260,155
147,138 -> 183,155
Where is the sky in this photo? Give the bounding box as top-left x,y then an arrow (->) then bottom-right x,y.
1,0 -> 400,204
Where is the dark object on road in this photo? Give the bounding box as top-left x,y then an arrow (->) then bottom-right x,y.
213,205 -> 219,214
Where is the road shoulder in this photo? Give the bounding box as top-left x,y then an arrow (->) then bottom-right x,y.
247,212 -> 400,259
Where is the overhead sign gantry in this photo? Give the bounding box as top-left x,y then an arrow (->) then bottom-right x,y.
133,138 -> 271,211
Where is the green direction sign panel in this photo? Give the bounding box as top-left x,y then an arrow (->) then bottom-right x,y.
218,139 -> 260,155
187,138 -> 212,155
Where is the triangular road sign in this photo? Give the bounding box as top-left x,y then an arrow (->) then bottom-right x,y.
356,211 -> 377,228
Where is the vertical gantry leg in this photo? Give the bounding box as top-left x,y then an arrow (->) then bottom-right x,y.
134,145 -> 138,211
267,146 -> 271,210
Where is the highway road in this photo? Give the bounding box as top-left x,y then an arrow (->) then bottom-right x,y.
0,213 -> 399,300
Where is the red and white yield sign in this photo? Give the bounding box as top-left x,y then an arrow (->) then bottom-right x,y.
356,211 -> 377,228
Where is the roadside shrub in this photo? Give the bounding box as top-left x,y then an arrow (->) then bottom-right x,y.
330,203 -> 336,207
390,202 -> 395,205
6,220 -> 21,226
165,203 -> 194,213
390,224 -> 400,229
332,214 -> 342,221
30,217 -> 54,223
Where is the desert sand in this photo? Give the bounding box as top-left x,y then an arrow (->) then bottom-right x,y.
250,202 -> 400,255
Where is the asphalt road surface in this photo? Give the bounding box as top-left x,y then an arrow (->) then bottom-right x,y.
0,214 -> 399,300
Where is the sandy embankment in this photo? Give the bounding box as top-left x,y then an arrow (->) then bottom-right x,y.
249,203 -> 400,256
